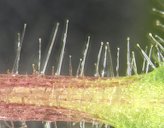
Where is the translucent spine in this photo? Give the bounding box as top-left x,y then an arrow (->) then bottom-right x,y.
156,45 -> 164,63
12,24 -> 27,74
56,20 -> 69,75
101,46 -> 107,77
131,51 -> 138,75
41,22 -> 59,74
106,42 -> 114,77
12,33 -> 21,74
80,36 -> 90,77
69,55 -> 73,76
137,44 -> 156,69
142,46 -> 148,73
146,45 -> 153,73
44,122 -> 51,128
54,121 -> 57,128
126,37 -> 131,76
155,35 -> 164,43
149,33 -> 164,52
76,58 -> 82,77
95,42 -> 103,77
116,47 -> 120,77
38,38 -> 42,73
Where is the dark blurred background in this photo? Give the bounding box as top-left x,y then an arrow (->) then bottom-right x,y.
0,0 -> 156,75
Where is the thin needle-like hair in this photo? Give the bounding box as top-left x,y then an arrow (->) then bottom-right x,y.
41,22 -> 59,74
56,20 -> 69,75
44,122 -> 51,128
76,58 -> 82,77
80,120 -> 85,128
101,46 -> 107,77
116,47 -> 120,77
137,44 -> 156,69
104,124 -> 109,128
52,66 -> 55,76
80,36 -> 90,77
149,33 -> 164,52
152,8 -> 164,16
126,37 -> 131,76
95,42 -> 103,77
142,46 -> 148,73
21,121 -> 27,128
32,64 -> 37,74
155,45 -> 164,63
156,20 -> 164,29
146,45 -> 153,73
155,34 -> 164,44
131,51 -> 138,75
12,24 -> 27,74
20,24 -> 27,45
69,55 -> 73,76
106,42 -> 114,77
4,121 -> 14,128
12,33 -> 21,74
38,38 -> 42,73
54,121 -> 57,128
